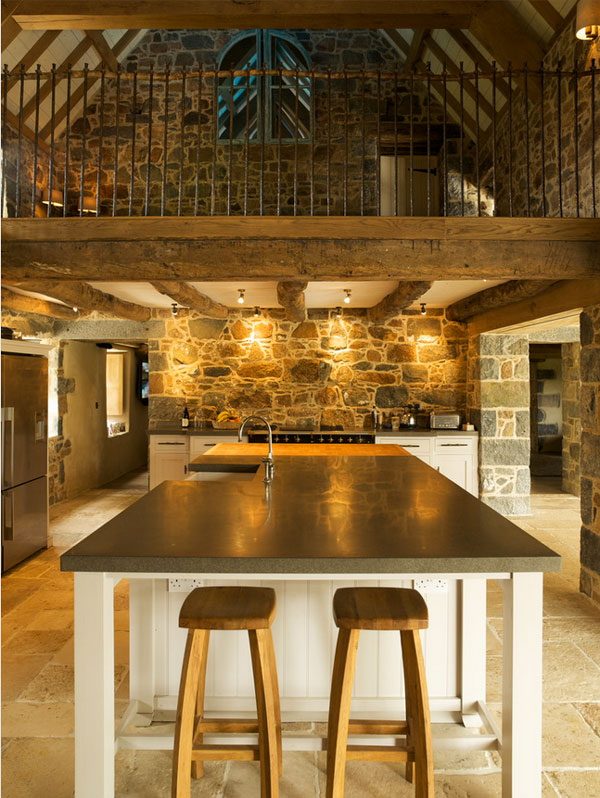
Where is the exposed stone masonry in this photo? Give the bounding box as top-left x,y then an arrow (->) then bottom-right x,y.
580,303 -> 600,607
562,341 -> 581,497
147,307 -> 468,428
467,333 -> 530,515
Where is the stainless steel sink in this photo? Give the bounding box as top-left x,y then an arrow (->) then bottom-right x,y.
186,463 -> 260,481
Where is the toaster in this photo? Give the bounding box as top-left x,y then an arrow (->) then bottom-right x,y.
430,412 -> 461,430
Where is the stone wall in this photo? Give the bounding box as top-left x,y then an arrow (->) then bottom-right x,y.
148,308 -> 468,427
488,22 -> 600,217
562,341 -> 581,497
580,304 -> 600,606
467,333 -> 530,515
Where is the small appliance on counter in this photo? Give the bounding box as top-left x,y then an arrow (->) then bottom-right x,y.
430,412 -> 462,430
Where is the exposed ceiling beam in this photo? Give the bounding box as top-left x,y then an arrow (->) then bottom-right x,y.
6,29 -> 61,88
446,29 -> 510,99
20,37 -> 93,121
529,0 -> 564,33
3,108 -> 50,154
85,30 -> 119,71
1,2 -> 22,48
369,281 -> 432,321
446,279 -> 558,321
277,280 -> 308,321
470,1 -> 545,69
9,1 -> 480,30
467,279 -> 600,336
38,29 -> 139,140
1,288 -> 80,319
402,28 -> 429,72
423,34 -> 495,120
7,280 -> 151,320
151,281 -> 229,318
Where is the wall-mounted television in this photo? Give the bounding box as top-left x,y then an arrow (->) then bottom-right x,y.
137,360 -> 149,405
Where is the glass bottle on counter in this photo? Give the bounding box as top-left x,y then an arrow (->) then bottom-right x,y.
181,405 -> 190,429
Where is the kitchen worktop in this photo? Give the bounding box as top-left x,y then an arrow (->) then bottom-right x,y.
148,425 -> 479,436
61,445 -> 559,575
194,443 -> 409,458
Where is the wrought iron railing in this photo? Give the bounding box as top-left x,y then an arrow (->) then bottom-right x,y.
1,61 -> 598,218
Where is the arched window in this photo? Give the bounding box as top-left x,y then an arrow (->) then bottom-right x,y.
217,30 -> 311,142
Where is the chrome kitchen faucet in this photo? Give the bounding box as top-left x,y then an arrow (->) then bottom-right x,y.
238,415 -> 275,484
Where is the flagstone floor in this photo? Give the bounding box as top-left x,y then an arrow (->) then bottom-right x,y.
2,472 -> 599,797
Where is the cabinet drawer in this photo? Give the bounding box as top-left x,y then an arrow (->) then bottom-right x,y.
377,436 -> 431,454
434,437 -> 476,454
189,435 -> 239,458
150,435 -> 189,453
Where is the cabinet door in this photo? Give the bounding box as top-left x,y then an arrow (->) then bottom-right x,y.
150,452 -> 188,490
189,435 -> 239,459
436,453 -> 473,494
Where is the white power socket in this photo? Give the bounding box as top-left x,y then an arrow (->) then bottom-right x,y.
168,578 -> 204,592
413,578 -> 448,594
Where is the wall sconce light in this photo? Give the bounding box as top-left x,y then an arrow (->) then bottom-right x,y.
73,306 -> 79,314
253,306 -> 261,318
420,303 -> 427,316
343,289 -> 352,305
41,188 -> 64,208
78,195 -> 97,215
171,303 -> 179,317
237,289 -> 246,305
334,306 -> 343,318
576,0 -> 600,39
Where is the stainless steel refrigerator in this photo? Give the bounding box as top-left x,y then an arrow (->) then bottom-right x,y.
1,352 -> 48,572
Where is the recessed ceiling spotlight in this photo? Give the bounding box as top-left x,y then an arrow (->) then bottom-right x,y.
420,303 -> 427,316
237,289 -> 246,305
171,303 -> 179,317
343,289 -> 352,305
253,306 -> 261,318
72,306 -> 78,313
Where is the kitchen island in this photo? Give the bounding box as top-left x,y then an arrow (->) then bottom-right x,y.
61,444 -> 560,798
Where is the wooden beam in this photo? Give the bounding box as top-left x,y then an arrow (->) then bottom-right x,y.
369,281 -> 432,321
151,281 -> 228,318
470,1 -> 544,69
403,28 -> 429,72
277,280 -> 307,321
85,30 -> 119,71
468,279 -> 600,336
446,279 -> 558,321
6,280 -> 151,320
3,218 -> 599,282
6,29 -> 61,87
1,288 -> 80,319
423,34 -> 495,120
446,31 -> 507,97
1,16 -> 22,49
11,1 -> 480,30
529,0 -> 563,33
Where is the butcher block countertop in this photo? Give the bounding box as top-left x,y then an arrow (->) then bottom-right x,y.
61,443 -> 560,576
201,442 -> 409,457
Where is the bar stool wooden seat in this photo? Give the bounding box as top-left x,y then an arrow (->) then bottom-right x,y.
172,586 -> 281,798
326,587 -> 433,798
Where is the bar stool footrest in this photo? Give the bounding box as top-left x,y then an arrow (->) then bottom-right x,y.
346,745 -> 412,763
191,744 -> 260,762
195,718 -> 260,734
348,719 -> 409,735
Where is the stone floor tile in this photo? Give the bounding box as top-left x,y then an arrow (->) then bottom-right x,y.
542,642 -> 600,702
25,609 -> 74,632
1,577 -> 43,615
1,655 -> 52,702
16,589 -> 74,614
115,749 -> 226,797
3,629 -> 72,657
574,703 -> 600,737
18,663 -> 127,704
542,703 -> 600,768
50,636 -> 74,666
0,737 -> 74,798
432,772 -> 503,797
1,702 -> 74,738
1,607 -> 39,646
226,752 -> 317,797
546,769 -> 600,797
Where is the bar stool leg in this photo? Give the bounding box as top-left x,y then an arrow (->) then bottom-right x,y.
264,627 -> 283,773
172,629 -> 208,798
191,630 -> 210,780
249,628 -> 280,798
326,628 -> 360,798
401,630 -> 433,798
401,630 -> 416,785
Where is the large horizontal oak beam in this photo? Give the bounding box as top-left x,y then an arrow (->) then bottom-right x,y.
467,279 -> 600,336
446,279 -> 558,321
9,0 -> 479,30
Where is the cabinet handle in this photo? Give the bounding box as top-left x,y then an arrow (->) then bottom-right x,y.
402,444 -> 420,448
440,443 -> 468,447
203,443 -> 215,446
184,465 -> 188,474
157,442 -> 185,446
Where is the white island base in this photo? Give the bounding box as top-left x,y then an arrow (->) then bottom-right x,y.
74,570 -> 543,798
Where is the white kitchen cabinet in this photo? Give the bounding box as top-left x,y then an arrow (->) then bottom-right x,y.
189,435 -> 239,459
376,433 -> 479,497
149,436 -> 189,489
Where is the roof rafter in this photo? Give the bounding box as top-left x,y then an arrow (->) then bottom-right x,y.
529,0 -> 564,33
402,28 -> 429,72
446,30 -> 510,98
85,29 -> 119,71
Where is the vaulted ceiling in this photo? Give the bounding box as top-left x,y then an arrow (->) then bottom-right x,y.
1,0 -> 576,146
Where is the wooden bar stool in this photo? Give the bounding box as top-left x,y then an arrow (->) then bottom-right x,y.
172,586 -> 282,798
326,587 -> 433,798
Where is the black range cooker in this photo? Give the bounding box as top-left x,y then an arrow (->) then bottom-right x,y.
248,428 -> 375,444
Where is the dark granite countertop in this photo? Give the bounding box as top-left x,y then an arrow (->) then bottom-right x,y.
148,426 -> 478,437
61,449 -> 559,575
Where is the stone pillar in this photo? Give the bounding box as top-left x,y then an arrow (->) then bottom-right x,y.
580,304 -> 600,605
562,341 -> 581,497
467,333 -> 531,515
